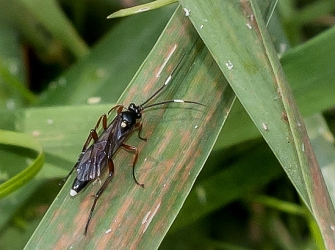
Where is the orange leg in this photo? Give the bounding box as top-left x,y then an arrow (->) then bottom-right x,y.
122,143 -> 144,188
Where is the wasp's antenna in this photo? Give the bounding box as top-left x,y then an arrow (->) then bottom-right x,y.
140,53 -> 186,107
142,99 -> 205,110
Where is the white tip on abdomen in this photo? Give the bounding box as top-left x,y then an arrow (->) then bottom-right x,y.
70,189 -> 77,197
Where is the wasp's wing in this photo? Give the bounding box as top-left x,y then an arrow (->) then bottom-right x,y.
75,115 -> 122,182
75,140 -> 108,181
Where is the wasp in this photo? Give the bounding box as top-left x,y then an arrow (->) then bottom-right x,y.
60,56 -> 204,235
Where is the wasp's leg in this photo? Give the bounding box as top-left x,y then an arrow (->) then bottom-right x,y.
84,158 -> 115,235
82,114 -> 108,151
108,104 -> 124,115
122,143 -> 144,188
59,114 -> 107,186
134,121 -> 147,141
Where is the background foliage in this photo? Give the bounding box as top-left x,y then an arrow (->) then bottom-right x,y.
1,0 -> 335,249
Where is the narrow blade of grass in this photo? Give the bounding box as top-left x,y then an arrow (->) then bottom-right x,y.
0,130 -> 44,198
24,6 -> 235,249
179,0 -> 335,246
19,0 -> 88,58
107,0 -> 177,18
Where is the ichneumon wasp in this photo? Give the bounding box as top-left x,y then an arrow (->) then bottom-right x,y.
60,55 -> 204,235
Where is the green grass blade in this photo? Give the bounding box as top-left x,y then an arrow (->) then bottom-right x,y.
0,58 -> 38,105
170,144 -> 284,232
282,26 -> 335,114
107,0 -> 177,18
18,0 -> 88,58
0,130 -> 44,198
24,7 -> 235,249
179,0 -> 335,246
215,25 -> 335,150
305,114 -> 335,206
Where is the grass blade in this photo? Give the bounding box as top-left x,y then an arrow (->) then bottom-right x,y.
179,0 -> 335,246
0,130 -> 44,198
107,0 -> 177,18
24,6 -> 234,249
